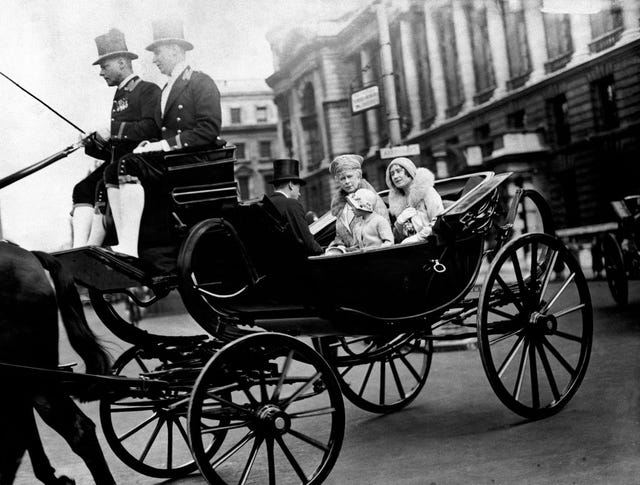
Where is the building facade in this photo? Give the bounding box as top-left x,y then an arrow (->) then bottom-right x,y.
219,79 -> 279,201
266,0 -> 640,229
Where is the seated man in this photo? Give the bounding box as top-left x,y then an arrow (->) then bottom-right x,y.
268,159 -> 323,256
103,19 -> 221,259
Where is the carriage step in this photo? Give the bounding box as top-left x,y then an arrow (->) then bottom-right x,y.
58,362 -> 78,371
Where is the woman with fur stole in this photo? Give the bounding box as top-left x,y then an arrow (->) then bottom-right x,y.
385,157 -> 444,243
325,154 -> 389,254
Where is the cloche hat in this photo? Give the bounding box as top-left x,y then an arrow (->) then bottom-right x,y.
146,19 -> 194,51
92,28 -> 138,65
329,154 -> 363,177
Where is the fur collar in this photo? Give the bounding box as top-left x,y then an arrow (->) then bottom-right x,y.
388,167 -> 436,216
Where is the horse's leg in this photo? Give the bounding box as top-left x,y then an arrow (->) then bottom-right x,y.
26,409 -> 76,485
0,397 -> 29,485
34,391 -> 115,485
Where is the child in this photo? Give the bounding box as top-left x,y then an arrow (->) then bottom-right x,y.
348,188 -> 394,250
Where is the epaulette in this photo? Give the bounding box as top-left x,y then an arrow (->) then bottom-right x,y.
182,67 -> 193,81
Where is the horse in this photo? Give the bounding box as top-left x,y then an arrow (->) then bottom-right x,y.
0,241 -> 115,485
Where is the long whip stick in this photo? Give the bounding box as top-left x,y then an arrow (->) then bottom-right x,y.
0,70 -> 85,134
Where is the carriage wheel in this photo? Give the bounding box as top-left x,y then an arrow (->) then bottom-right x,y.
477,233 -> 592,419
602,232 -> 628,306
99,346 -> 223,478
515,189 -> 555,236
188,333 -> 344,485
315,334 -> 432,414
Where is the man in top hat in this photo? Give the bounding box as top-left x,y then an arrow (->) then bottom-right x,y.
269,159 -> 323,256
103,19 -> 222,259
71,28 -> 161,248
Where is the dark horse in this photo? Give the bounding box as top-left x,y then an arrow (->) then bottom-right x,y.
0,242 -> 115,485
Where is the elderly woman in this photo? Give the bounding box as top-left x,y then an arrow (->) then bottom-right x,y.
385,157 -> 444,244
326,154 -> 389,254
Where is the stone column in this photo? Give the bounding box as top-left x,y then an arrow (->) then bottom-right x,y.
485,0 -> 510,98
621,0 -> 640,41
568,12 -> 592,66
523,0 -> 547,83
424,0 -> 447,123
360,47 -> 381,156
451,0 -> 476,111
399,17 -> 423,138
289,87 -> 303,165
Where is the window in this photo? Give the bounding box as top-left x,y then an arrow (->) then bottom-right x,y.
464,2 -> 496,99
237,176 -> 250,200
256,106 -> 268,123
507,109 -> 526,129
590,1 -> 623,39
411,6 -> 436,128
230,108 -> 241,124
259,140 -> 271,159
547,94 -> 571,145
276,94 -> 293,157
503,0 -> 531,85
435,4 -> 464,115
299,82 -> 324,170
235,142 -> 246,159
543,13 -> 573,60
591,75 -> 618,131
474,124 -> 493,157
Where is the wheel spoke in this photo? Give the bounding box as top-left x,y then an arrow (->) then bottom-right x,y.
117,412 -> 159,442
266,437 -> 276,485
139,416 -> 164,462
210,430 -> 256,469
529,339 -> 540,409
537,249 -> 558,306
541,272 -> 576,313
174,415 -> 190,444
488,306 -> 518,321
340,365 -> 355,379
513,340 -> 530,401
276,435 -> 308,483
272,350 -> 294,401
552,303 -> 586,320
379,360 -> 386,406
490,327 -> 522,346
281,372 -> 322,410
259,368 -> 268,402
389,356 -> 406,400
200,420 -> 251,434
535,340 -> 560,402
495,274 -> 524,312
134,355 -> 150,373
510,253 -> 527,296
529,241 -> 538,293
206,391 -> 253,416
166,418 -> 173,470
497,333 -> 525,378
289,406 -> 337,419
239,436 -> 263,485
552,329 -> 584,343
288,427 -> 329,452
541,336 -> 576,376
398,353 -> 422,383
358,362 -> 375,397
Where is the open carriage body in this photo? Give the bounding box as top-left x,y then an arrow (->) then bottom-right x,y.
1,143 -> 592,485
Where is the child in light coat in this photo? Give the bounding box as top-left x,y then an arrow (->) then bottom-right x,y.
347,188 -> 394,250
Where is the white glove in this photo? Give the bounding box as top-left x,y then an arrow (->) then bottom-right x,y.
396,207 -> 418,225
133,140 -> 169,154
95,126 -> 111,141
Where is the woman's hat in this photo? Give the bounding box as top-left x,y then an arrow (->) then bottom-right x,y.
269,159 -> 306,186
329,154 -> 363,177
146,19 -> 194,52
347,188 -> 376,213
385,157 -> 417,189
92,29 -> 138,65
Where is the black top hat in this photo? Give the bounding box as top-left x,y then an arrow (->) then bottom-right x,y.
146,19 -> 194,51
92,28 -> 138,65
269,159 -> 306,186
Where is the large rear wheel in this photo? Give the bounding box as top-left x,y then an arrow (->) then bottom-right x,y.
477,233 -> 592,419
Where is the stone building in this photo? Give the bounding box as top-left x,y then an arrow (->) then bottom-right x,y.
219,79 -> 279,201
266,0 -> 640,229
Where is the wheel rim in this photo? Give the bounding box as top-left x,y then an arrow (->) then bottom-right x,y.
317,334 -> 432,414
188,333 -> 344,485
602,233 -> 628,306
99,346 -> 218,478
478,233 -> 592,419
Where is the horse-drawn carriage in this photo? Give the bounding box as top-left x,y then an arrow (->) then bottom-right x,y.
0,142 -> 592,484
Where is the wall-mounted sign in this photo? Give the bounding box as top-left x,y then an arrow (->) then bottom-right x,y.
351,85 -> 380,114
379,144 -> 420,159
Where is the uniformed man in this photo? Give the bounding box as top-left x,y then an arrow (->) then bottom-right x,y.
103,19 -> 222,258
71,28 -> 160,248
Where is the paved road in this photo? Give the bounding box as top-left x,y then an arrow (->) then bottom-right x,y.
13,281 -> 640,485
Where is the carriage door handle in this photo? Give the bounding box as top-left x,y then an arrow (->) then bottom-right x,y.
423,259 -> 446,273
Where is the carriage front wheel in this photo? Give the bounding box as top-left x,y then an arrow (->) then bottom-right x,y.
188,333 -> 345,485
477,233 -> 592,419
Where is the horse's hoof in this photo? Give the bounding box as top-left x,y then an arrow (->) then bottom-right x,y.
56,476 -> 76,485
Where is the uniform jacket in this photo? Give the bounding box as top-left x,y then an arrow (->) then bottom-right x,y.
328,179 -> 389,251
85,76 -> 161,162
269,192 -> 323,256
352,212 -> 394,250
157,66 -> 222,150
387,167 -> 444,241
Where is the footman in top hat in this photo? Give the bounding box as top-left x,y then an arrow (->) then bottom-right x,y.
268,159 -> 323,256
103,19 -> 222,259
71,28 -> 160,249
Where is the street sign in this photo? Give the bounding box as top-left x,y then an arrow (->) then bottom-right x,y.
379,144 -> 420,159
351,85 -> 380,114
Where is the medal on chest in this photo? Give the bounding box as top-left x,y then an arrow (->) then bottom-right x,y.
113,98 -> 129,113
